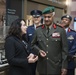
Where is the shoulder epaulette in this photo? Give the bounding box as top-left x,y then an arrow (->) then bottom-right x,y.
55,23 -> 64,28
36,25 -> 43,28
70,29 -> 76,32
28,25 -> 33,28
68,28 -> 76,32
36,25 -> 42,28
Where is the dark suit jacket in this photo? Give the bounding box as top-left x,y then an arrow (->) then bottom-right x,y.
5,35 -> 32,75
67,28 -> 76,69
31,24 -> 68,75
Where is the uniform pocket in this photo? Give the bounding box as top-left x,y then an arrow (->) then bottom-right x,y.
37,37 -> 42,41
51,37 -> 61,41
37,35 -> 43,42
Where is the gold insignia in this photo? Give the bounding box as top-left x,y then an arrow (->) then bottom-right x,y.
67,15 -> 69,18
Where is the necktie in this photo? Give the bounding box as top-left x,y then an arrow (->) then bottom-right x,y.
46,26 -> 49,35
46,26 -> 49,36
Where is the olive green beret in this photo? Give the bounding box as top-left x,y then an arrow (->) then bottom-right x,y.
42,7 -> 55,14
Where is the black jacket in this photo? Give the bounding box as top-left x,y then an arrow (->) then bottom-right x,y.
5,35 -> 32,75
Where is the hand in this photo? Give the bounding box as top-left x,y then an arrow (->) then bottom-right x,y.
39,50 -> 46,57
28,55 -> 38,63
27,53 -> 34,59
61,69 -> 67,75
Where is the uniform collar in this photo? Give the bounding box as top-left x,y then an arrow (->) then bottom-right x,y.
34,24 -> 36,30
34,23 -> 42,29
65,27 -> 71,33
45,23 -> 53,30
65,28 -> 68,33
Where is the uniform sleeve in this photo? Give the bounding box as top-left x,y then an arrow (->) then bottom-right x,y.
31,31 -> 41,55
26,27 -> 29,42
61,28 -> 68,69
5,37 -> 29,68
69,33 -> 76,55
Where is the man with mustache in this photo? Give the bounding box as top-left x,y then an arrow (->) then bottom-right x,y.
31,7 -> 68,75
60,15 -> 76,75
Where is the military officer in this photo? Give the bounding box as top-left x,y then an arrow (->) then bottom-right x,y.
26,10 -> 42,75
31,7 -> 68,75
60,15 -> 76,75
26,10 -> 42,44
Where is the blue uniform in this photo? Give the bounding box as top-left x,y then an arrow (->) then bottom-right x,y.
67,28 -> 76,75
26,25 -> 37,75
26,25 -> 35,43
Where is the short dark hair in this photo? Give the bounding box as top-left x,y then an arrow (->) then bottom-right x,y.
7,18 -> 26,39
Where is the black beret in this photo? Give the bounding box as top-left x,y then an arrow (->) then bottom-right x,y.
61,15 -> 72,21
30,10 -> 42,16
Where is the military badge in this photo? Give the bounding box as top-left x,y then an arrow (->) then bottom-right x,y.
52,32 -> 60,38
67,15 -> 69,18
67,35 -> 74,40
53,24 -> 56,29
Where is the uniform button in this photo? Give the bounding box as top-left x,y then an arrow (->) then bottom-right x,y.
46,45 -> 48,47
47,58 -> 48,60
46,39 -> 48,40
59,60 -> 61,62
56,40 -> 57,41
46,51 -> 48,53
70,41 -> 72,43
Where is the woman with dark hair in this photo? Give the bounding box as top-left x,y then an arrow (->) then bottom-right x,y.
5,19 -> 38,75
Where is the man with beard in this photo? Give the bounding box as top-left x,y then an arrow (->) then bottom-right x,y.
61,15 -> 76,75
31,7 -> 68,75
26,10 -> 42,75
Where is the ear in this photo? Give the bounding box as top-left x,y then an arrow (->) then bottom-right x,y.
69,21 -> 71,24
53,12 -> 55,16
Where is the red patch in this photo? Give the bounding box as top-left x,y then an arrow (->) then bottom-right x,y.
68,28 -> 71,32
42,25 -> 45,29
53,24 -> 56,29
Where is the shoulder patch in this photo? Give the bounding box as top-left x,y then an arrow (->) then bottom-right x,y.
54,23 -> 64,28
71,29 -> 76,32
57,24 -> 64,28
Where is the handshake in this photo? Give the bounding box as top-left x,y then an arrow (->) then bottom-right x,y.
27,53 -> 38,63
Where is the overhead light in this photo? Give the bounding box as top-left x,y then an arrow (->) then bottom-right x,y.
66,0 -> 69,5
